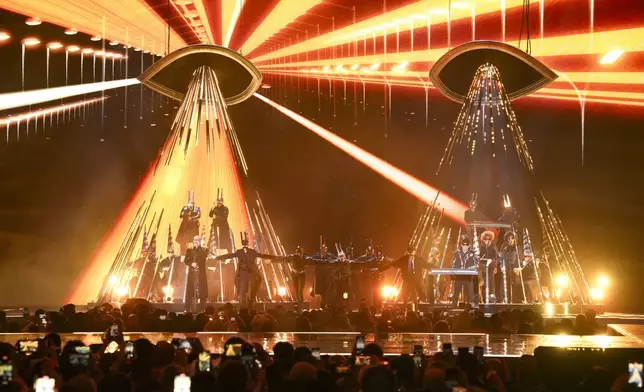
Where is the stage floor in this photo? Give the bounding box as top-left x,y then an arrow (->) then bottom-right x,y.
1,331 -> 643,357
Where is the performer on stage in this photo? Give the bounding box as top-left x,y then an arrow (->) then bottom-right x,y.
356,241 -> 382,307
499,232 -> 519,303
214,231 -> 282,308
325,247 -> 354,306
426,247 -> 441,304
209,189 -> 233,253
177,191 -> 201,253
464,194 -> 486,223
479,231 -> 499,302
184,235 -> 209,312
280,246 -> 311,303
451,235 -> 479,307
381,247 -> 432,304
310,240 -> 336,304
519,250 -> 540,304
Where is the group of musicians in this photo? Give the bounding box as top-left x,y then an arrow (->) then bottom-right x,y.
126,191 -> 552,312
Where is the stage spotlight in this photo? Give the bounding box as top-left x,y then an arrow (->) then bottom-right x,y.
343,292 -> 349,300
277,287 -> 287,296
0,30 -> 10,42
109,40 -> 119,46
544,302 -> 554,316
556,274 -> 569,288
597,275 -> 610,288
22,37 -> 41,47
82,48 -> 94,54
90,36 -> 101,42
47,42 -> 64,50
25,17 -> 42,26
67,45 -> 80,53
64,28 -> 78,35
115,287 -> 128,297
108,275 -> 118,285
381,286 -> 391,297
162,286 -> 174,296
590,288 -> 605,301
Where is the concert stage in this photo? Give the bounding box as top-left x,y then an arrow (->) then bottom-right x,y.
1,326 -> 644,357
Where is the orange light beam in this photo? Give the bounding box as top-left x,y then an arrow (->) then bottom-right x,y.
254,92 -> 467,225
222,0 -> 245,47
238,0 -> 322,53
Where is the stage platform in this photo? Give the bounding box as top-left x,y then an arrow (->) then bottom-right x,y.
0,331 -> 643,357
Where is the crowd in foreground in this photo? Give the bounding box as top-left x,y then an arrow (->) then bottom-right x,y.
2,302 -> 605,336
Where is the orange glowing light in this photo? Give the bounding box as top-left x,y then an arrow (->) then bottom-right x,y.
239,0 -> 322,53
47,42 -> 64,50
0,30 -> 10,42
21,37 -> 41,47
64,28 -> 78,35
25,17 -> 42,26
254,93 -> 467,224
66,45 -> 80,52
82,48 -> 94,54
599,49 -> 624,64
90,36 -> 101,42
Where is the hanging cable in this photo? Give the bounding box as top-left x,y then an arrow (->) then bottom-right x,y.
518,0 -> 532,54
166,0 -> 171,55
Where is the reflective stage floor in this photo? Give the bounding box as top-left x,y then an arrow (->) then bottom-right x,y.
1,330 -> 643,357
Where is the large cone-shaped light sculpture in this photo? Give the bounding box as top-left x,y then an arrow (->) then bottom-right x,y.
68,45 -> 290,304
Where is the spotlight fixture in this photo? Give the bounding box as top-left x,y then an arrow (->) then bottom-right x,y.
113,53 -> 123,59
0,30 -> 11,42
103,52 -> 114,58
109,40 -> 119,46
64,28 -> 78,35
90,35 -> 101,41
25,17 -> 42,26
47,42 -> 64,50
277,287 -> 286,296
134,47 -> 142,52
21,37 -> 41,47
143,49 -> 150,54
95,50 -> 105,56
82,48 -> 94,54
66,45 -> 80,52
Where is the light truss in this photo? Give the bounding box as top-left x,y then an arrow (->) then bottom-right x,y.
239,0 -> 323,54
0,0 -> 186,53
253,27 -> 644,67
250,0 -> 542,63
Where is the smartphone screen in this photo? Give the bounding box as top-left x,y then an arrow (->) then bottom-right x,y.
442,343 -> 453,355
34,376 -> 55,392
174,374 -> 191,392
0,356 -> 12,386
629,361 -> 643,388
38,314 -> 48,326
355,335 -> 365,354
159,315 -> 167,321
241,346 -> 255,370
104,341 -> 119,354
124,342 -> 135,360
354,355 -> 371,367
413,345 -> 423,368
312,348 -> 321,360
69,346 -> 90,368
19,340 -> 39,356
179,340 -> 192,354
198,352 -> 211,372
224,343 -> 242,358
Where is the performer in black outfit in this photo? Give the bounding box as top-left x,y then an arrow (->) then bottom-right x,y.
280,246 -> 311,303
208,189 -> 233,253
184,235 -> 209,312
356,242 -> 382,307
499,232 -> 519,303
426,247 -> 441,304
214,232 -> 282,308
325,248 -> 354,306
310,241 -> 336,304
177,191 -> 201,252
381,247 -> 432,304
451,235 -> 479,307
479,231 -> 499,302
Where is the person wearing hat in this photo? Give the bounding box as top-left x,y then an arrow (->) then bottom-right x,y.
275,246 -> 314,304
450,235 -> 479,307
177,191 -> 201,254
208,189 -> 233,253
214,231 -> 283,307
479,230 -> 499,303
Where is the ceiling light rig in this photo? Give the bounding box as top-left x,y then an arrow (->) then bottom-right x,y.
64,28 -> 78,35
170,0 -> 212,44
90,35 -> 101,42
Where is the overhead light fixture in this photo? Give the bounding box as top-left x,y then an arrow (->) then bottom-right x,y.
143,49 -> 150,54
25,17 -> 42,26
0,30 -> 11,42
599,49 -> 624,64
113,53 -> 123,59
67,45 -> 80,52
47,42 -> 63,50
64,28 -> 78,35
95,50 -> 105,56
134,47 -> 142,52
21,37 -> 41,47
103,52 -> 114,58
90,35 -> 101,41
109,40 -> 119,46
82,48 -> 94,54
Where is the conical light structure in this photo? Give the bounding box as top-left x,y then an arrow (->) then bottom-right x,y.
69,66 -> 289,304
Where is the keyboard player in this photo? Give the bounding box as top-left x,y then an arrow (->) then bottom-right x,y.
451,235 -> 479,308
